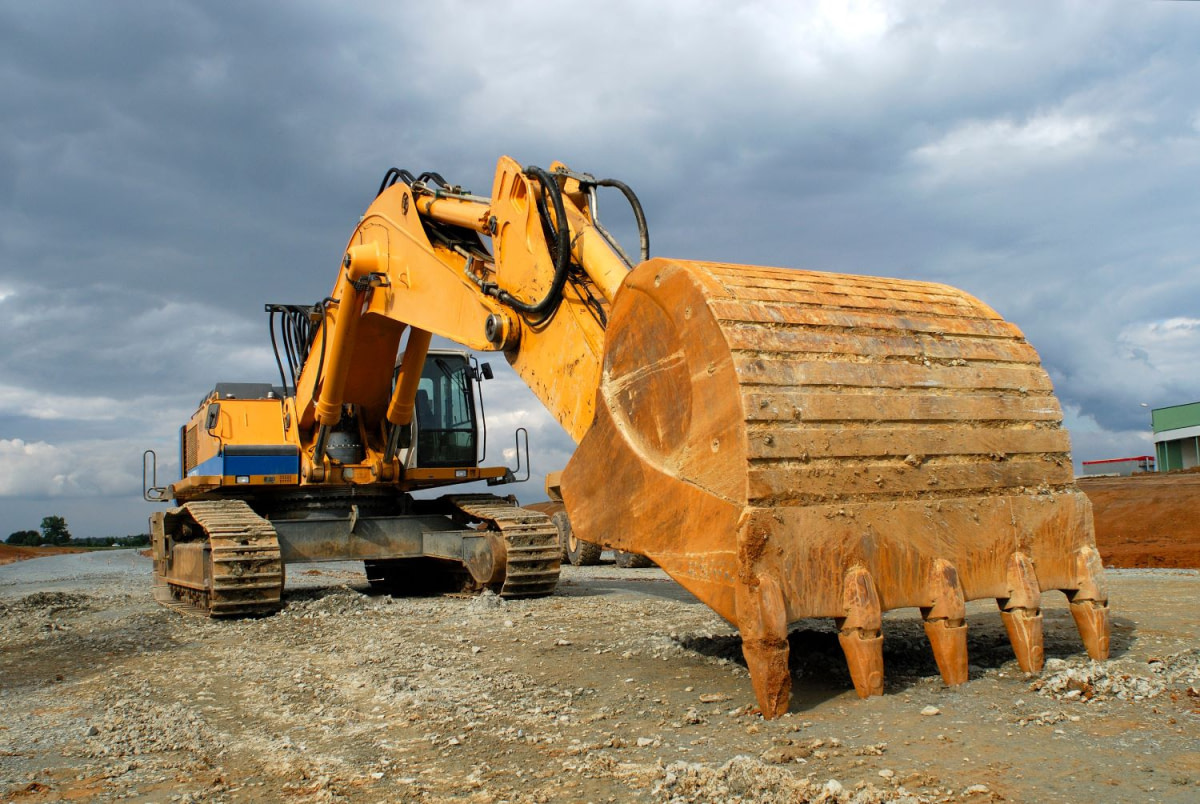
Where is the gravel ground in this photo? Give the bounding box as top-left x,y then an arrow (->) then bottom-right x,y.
0,553 -> 1197,803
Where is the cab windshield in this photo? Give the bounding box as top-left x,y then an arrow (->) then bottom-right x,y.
414,354 -> 477,468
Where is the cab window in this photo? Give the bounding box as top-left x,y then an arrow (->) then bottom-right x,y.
415,355 -> 477,468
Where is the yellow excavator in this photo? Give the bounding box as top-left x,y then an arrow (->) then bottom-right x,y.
143,156 -> 1110,718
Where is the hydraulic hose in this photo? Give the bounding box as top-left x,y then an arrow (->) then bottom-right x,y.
268,308 -> 289,393
376,167 -> 416,197
491,165 -> 573,321
594,177 -> 650,264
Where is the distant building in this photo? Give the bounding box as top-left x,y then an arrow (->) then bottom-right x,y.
1080,456 -> 1155,477
1152,401 -> 1200,472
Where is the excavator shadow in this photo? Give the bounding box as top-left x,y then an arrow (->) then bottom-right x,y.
553,575 -> 704,605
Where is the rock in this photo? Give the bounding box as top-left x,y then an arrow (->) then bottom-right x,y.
761,744 -> 809,764
468,590 -> 505,612
921,705 -> 941,716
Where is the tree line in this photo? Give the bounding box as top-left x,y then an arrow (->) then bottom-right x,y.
5,516 -> 149,547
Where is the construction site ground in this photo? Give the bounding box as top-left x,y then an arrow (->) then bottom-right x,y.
0,543 -> 1196,804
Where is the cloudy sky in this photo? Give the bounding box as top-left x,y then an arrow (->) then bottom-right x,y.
2,1 -> 1198,538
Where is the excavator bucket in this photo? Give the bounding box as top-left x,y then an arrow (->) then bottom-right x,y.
561,259 -> 1110,718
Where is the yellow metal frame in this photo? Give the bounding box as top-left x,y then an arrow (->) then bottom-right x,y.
174,157 -> 629,506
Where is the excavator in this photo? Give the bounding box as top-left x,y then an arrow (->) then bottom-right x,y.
144,156 -> 1111,718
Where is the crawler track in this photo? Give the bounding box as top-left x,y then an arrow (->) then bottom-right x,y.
446,494 -> 561,598
152,500 -> 284,617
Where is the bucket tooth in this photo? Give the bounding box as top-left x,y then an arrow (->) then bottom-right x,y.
997,552 -> 1044,674
998,607 -> 1046,676
1066,546 -> 1111,660
1069,599 -> 1111,660
1000,607 -> 1044,674
736,574 -> 791,718
924,619 -> 968,685
837,567 -> 884,698
921,559 -> 968,686
839,630 -> 885,698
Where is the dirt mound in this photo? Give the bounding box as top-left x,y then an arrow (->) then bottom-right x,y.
1078,472 -> 1200,569
0,544 -> 87,566
15,591 -> 93,609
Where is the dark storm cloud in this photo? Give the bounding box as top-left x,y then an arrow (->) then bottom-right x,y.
2,1 -> 1199,536
2,3 -> 367,299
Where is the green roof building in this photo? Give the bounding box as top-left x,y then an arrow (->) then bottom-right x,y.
1151,401 -> 1200,472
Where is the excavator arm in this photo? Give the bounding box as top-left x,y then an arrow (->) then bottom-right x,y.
290,157 -> 628,484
